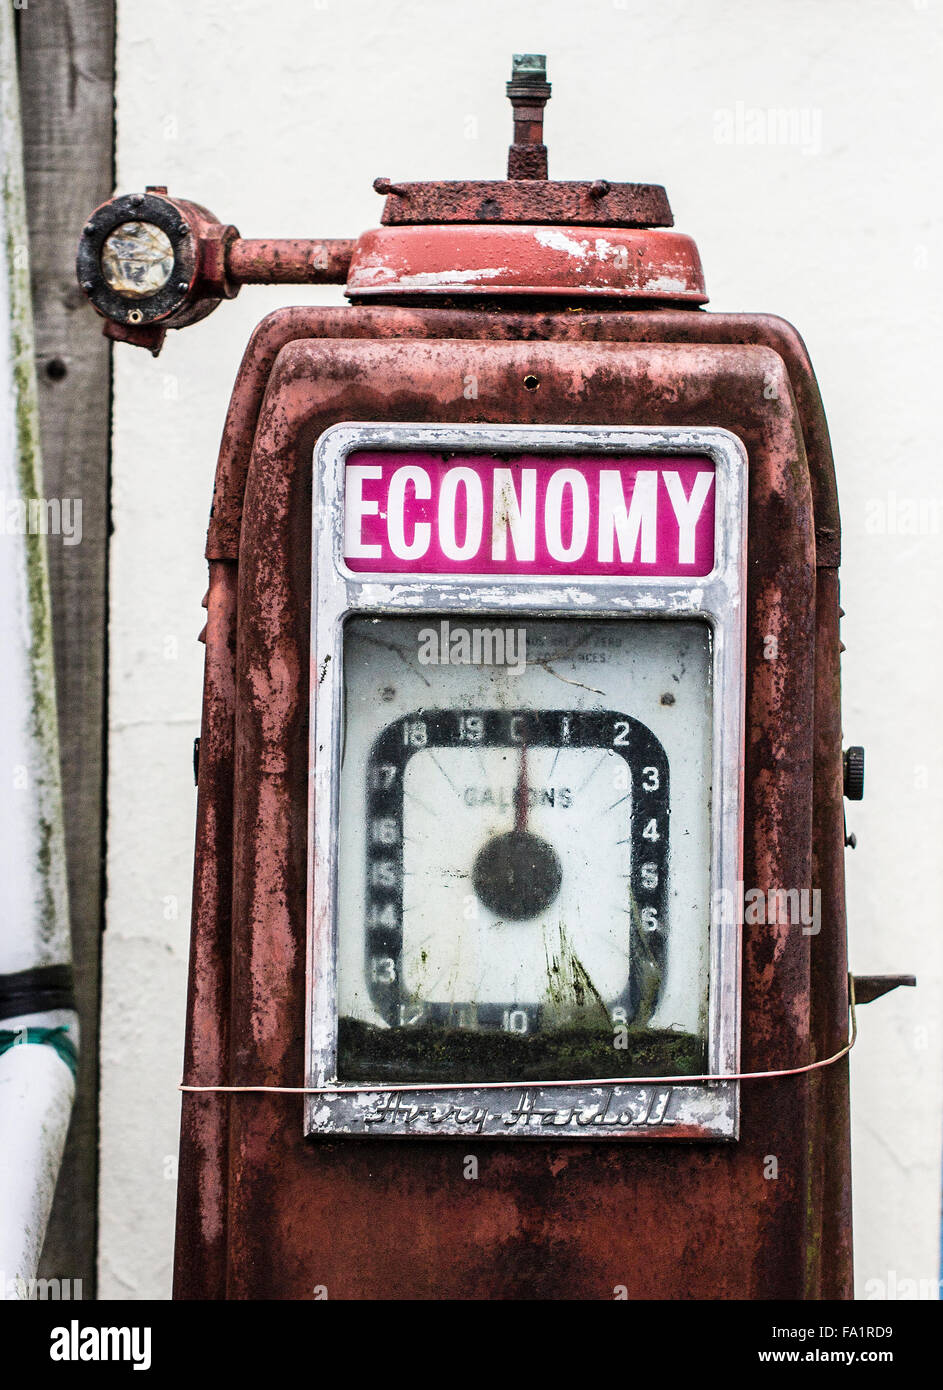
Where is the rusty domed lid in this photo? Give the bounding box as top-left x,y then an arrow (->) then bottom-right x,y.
346,55 -> 706,304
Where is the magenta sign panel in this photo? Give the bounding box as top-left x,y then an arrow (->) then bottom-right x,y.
343,452 -> 716,578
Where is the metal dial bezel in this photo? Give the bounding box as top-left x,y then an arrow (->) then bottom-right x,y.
306,422 -> 747,1140
75,192 -> 195,324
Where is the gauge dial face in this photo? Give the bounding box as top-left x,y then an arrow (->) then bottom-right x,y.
335,616 -> 712,1084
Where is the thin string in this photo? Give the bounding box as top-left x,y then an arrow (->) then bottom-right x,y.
179,976 -> 858,1097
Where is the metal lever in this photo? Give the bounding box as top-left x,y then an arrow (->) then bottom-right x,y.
851,975 -> 916,1004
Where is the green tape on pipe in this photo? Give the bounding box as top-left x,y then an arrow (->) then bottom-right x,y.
0,1027 -> 78,1079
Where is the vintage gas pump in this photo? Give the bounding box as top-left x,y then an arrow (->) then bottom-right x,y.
78,56 -> 914,1301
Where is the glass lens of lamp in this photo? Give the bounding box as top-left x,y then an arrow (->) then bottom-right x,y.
100,222 -> 175,298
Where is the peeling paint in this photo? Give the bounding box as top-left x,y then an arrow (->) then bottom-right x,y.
533,227 -> 591,259
345,225 -> 707,303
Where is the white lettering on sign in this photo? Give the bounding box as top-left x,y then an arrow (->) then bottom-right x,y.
439,468 -> 484,561
343,452 -> 716,577
344,463 -> 383,560
545,469 -> 590,563
597,468 -> 657,563
388,465 -> 431,560
491,468 -> 537,562
664,470 -> 716,565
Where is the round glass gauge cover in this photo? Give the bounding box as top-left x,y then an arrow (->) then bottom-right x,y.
100,221 -> 175,298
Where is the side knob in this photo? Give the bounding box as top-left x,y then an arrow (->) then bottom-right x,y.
843,746 -> 865,800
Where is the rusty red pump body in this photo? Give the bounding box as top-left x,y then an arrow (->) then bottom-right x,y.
118,59 -> 854,1299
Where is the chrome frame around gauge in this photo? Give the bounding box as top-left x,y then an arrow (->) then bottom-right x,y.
306,422 -> 747,1139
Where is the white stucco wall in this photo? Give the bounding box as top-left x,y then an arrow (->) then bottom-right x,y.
104,0 -> 943,1298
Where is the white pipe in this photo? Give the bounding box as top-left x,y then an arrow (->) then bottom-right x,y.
0,1 -> 77,1299
0,1013 -> 76,1299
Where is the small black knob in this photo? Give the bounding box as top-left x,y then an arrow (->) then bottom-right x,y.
843,746 -> 865,800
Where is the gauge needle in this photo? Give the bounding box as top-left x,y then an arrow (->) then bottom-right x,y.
514,742 -> 529,833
